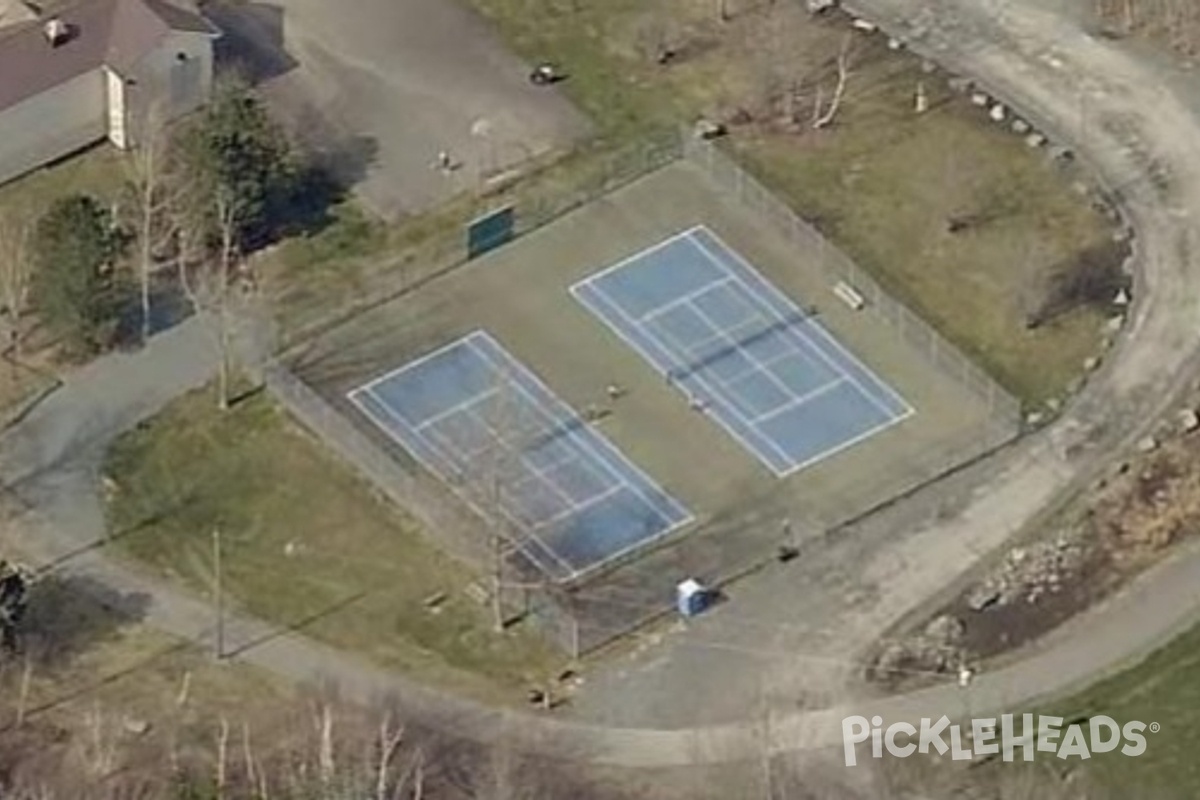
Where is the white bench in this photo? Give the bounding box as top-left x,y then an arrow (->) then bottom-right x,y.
833,281 -> 865,310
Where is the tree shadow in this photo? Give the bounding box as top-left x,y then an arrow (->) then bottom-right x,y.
263,129 -> 379,244
13,573 -> 151,671
111,270 -> 194,350
208,2 -> 298,85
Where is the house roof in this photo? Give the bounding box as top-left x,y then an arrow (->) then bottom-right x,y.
0,0 -> 38,30
0,0 -> 217,113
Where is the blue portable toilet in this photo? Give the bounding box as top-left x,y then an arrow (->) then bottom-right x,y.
677,578 -> 708,618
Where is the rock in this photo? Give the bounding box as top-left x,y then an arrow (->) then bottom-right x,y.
1114,287 -> 1131,306
1012,119 -> 1031,134
970,92 -> 990,107
1084,355 -> 1101,372
1050,145 -> 1074,163
924,614 -> 966,644
1026,132 -> 1047,148
1106,314 -> 1125,332
1136,436 -> 1158,453
888,37 -> 904,50
989,104 -> 1007,122
1008,547 -> 1027,565
1178,409 -> 1199,433
123,717 -> 151,737
851,18 -> 878,33
1045,397 -> 1062,413
693,118 -> 727,140
967,583 -> 1001,612
1026,411 -> 1046,427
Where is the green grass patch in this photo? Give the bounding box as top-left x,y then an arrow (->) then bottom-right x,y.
104,386 -> 565,703
1046,621 -> 1200,796
0,144 -> 126,223
277,201 -> 388,274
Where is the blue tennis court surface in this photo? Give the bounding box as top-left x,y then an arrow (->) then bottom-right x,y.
571,226 -> 913,476
348,331 -> 691,580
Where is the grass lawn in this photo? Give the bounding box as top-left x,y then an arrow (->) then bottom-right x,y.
469,0 -> 1118,406
103,385 -> 565,704
1044,621 -> 1200,796
0,143 -> 127,224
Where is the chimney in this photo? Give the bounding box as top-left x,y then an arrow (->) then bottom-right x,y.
43,16 -> 68,46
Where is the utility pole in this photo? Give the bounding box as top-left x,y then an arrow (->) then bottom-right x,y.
212,527 -> 224,660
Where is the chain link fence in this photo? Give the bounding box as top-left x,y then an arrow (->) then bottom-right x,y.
275,130 -> 683,352
682,134 -> 1024,428
265,129 -> 1027,656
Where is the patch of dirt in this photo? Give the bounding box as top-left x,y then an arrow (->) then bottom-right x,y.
869,404 -> 1200,689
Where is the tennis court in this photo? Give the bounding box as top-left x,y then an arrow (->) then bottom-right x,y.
571,226 -> 914,476
348,331 -> 692,580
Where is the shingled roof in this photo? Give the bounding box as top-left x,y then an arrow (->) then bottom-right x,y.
0,0 -> 217,112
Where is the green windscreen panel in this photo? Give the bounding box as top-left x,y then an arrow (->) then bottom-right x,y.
467,205 -> 515,259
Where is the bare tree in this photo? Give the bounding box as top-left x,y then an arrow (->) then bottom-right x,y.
0,214 -> 32,373
177,190 -> 238,411
813,33 -> 853,129
478,363 -> 525,633
124,102 -> 179,346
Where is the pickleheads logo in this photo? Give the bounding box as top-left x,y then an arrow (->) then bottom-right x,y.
841,714 -> 1157,767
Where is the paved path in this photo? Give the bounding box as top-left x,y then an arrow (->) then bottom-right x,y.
3,0 -> 1200,770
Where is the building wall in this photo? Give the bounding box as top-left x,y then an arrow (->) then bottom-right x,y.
0,68 -> 107,186
124,30 -> 214,143
105,67 -> 127,148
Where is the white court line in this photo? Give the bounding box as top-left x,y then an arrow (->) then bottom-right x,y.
473,412 -> 578,510
351,385 -> 471,482
466,332 -> 685,521
749,378 -> 846,426
712,335 -> 815,388
684,294 -> 801,407
675,309 -> 765,363
639,276 -> 734,324
465,333 -> 693,559
533,483 -> 625,532
415,386 -> 500,431
350,334 -> 577,578
352,331 -> 481,412
350,384 -> 575,574
802,319 -> 916,417
774,407 -> 913,478
568,225 -> 705,296
522,444 -> 622,518
687,229 -> 910,422
582,278 -> 795,472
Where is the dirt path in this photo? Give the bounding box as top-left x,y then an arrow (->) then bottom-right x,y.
3,0 -> 1200,771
